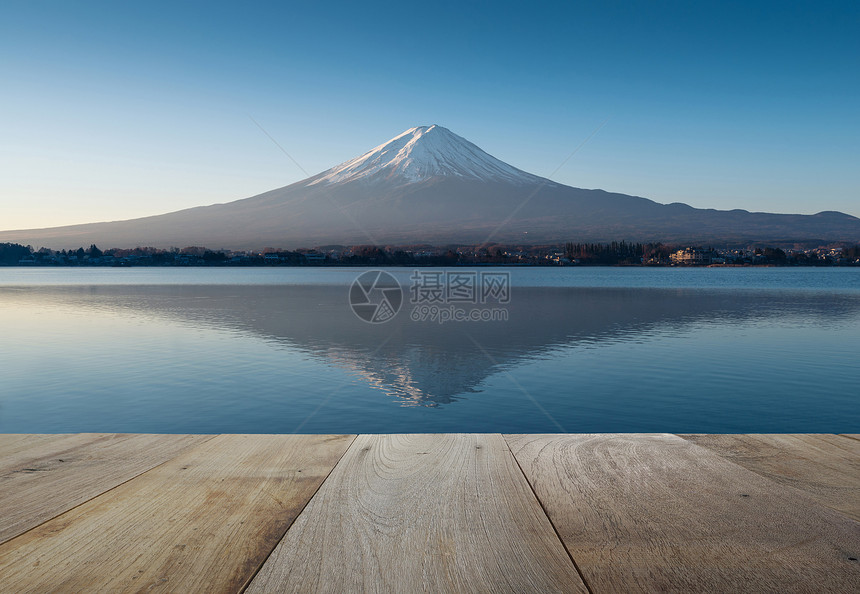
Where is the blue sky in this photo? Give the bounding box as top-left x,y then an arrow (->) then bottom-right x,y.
2,0 -> 858,230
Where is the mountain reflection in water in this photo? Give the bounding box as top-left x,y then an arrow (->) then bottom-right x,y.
8,284 -> 859,408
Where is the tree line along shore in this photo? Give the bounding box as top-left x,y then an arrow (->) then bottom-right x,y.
2,241 -> 859,267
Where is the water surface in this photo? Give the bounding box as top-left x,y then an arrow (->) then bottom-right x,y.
1,267 -> 858,433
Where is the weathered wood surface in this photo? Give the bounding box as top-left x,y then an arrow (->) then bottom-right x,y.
0,434 -> 91,464
247,433 -> 587,593
0,433 -> 130,473
506,433 -> 860,593
0,433 -> 212,544
0,434 -> 355,593
680,433 -> 860,521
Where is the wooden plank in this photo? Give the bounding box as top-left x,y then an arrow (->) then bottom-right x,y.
679,434 -> 860,521
0,433 -> 212,544
0,434 -> 355,593
247,434 -> 586,593
506,433 -> 860,594
0,433 -> 113,472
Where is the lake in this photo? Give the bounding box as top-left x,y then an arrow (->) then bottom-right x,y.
1,267 -> 858,433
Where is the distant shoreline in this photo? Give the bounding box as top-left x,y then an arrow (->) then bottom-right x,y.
3,240 -> 859,268
3,262 -> 859,269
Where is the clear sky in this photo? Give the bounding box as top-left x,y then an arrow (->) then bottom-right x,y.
1,0 -> 858,230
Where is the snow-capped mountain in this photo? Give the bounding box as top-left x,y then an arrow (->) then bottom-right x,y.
1,125 -> 859,249
307,125 -> 550,187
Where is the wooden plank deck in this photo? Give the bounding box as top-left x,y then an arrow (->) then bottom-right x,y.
0,435 -> 354,592
247,434 -> 586,593
679,433 -> 860,521
0,434 -> 857,593
0,433 -> 212,545
507,433 -> 859,593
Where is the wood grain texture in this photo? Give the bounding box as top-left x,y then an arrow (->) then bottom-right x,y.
0,433 -> 109,473
247,433 -> 587,593
0,434 -> 354,593
506,433 -> 860,594
0,433 -> 211,544
679,434 -> 860,521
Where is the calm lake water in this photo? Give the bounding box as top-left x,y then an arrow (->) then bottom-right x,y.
1,267 -> 858,433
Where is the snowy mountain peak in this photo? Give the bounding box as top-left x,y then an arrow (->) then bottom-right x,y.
307,125 -> 550,186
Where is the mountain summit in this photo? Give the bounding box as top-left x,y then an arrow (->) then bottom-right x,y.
307,125 -> 548,186
1,125 -> 859,249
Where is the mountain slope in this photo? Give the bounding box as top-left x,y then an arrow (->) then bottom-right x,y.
306,125 -> 550,186
1,125 -> 858,249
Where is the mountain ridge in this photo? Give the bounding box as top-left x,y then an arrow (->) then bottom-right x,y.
1,125 -> 858,249
304,125 -> 552,187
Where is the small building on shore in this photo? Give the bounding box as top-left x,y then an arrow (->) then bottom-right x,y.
670,247 -> 712,265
